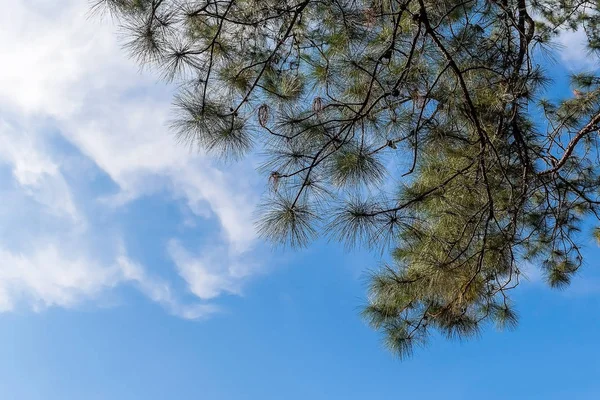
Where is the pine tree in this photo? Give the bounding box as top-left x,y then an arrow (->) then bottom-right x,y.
94,0 -> 600,358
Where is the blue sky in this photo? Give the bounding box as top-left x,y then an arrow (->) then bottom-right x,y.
1,1 -> 600,398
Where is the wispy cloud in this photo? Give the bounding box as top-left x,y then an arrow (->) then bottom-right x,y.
0,0 -> 263,317
0,243 -> 121,312
556,29 -> 600,70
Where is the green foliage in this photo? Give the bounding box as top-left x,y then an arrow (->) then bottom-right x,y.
330,145 -> 385,187
96,0 -> 600,359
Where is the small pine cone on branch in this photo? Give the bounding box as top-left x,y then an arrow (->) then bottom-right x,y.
258,103 -> 270,127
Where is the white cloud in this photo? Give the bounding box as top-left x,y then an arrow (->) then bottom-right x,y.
0,239 -> 216,319
0,243 -> 121,312
168,240 -> 243,300
0,0 -> 264,317
0,119 -> 80,222
117,255 -> 220,319
556,29 -> 600,70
